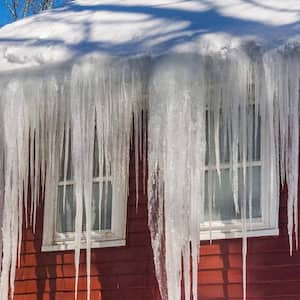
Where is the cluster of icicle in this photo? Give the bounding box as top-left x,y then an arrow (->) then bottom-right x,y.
0,56 -> 146,300
147,46 -> 300,300
0,45 -> 299,300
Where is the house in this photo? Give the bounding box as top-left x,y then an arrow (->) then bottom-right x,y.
0,1 -> 300,299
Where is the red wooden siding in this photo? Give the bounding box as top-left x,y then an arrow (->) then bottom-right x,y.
14,153 -> 300,299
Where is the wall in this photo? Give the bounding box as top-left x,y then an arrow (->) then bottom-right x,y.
14,153 -> 300,300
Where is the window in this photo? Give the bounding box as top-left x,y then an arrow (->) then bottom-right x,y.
200,105 -> 279,240
42,127 -> 127,252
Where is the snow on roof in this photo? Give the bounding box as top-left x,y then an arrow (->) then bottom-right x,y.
0,0 -> 300,72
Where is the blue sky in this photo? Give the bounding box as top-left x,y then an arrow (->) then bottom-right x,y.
0,1 -> 65,27
0,4 -> 12,27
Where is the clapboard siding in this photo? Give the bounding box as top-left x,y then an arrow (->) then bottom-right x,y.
13,152 -> 300,299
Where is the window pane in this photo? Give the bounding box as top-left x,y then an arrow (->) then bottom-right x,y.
204,166 -> 261,222
56,185 -> 75,233
93,130 -> 110,177
82,181 -> 112,231
205,110 -> 230,164
56,181 -> 112,233
93,132 -> 100,177
59,129 -> 73,181
205,107 -> 261,165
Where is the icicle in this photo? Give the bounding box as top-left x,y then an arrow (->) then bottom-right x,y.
0,55 -> 144,300
62,120 -> 70,213
68,58 -> 144,300
286,55 -> 300,251
70,62 -> 96,300
147,50 -> 279,300
263,48 -> 300,255
0,43 -> 299,300
148,55 -> 206,300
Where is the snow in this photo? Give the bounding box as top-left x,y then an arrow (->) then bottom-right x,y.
0,0 -> 300,72
0,1 -> 299,300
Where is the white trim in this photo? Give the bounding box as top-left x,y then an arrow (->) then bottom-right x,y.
200,210 -> 278,241
42,238 -> 126,252
200,105 -> 279,241
201,217 -> 263,229
200,227 -> 278,240
204,161 -> 261,171
42,177 -> 127,252
57,176 -> 112,186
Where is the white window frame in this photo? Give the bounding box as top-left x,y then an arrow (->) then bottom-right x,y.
200,109 -> 279,241
200,167 -> 279,241
42,155 -> 127,252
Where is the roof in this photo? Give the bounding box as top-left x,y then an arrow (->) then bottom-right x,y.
0,0 -> 300,72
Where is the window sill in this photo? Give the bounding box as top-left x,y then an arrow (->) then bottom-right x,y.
42,238 -> 126,252
200,227 -> 279,241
